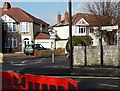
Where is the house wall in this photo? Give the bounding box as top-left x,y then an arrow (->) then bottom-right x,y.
33,23 -> 40,39
74,46 -> 119,66
19,22 -> 34,41
54,25 -> 100,50
54,26 -> 69,39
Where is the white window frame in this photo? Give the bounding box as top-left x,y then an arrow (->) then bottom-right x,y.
78,26 -> 86,34
5,38 -> 17,48
3,22 -> 17,32
20,22 -> 29,32
40,24 -> 42,30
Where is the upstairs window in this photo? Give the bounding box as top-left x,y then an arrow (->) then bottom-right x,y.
79,26 -> 86,33
3,22 -> 16,32
40,24 -> 42,30
20,22 -> 29,32
5,38 -> 17,48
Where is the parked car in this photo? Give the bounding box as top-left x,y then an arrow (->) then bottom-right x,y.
24,44 -> 46,55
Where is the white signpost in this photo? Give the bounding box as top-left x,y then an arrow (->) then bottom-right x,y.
49,29 -> 57,64
101,25 -> 118,31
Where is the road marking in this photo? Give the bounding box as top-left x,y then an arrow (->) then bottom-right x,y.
53,76 -> 120,79
71,76 -> 120,79
12,64 -> 27,66
98,83 -> 118,88
21,61 -> 27,63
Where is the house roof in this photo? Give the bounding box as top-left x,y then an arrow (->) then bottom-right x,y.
53,13 -> 101,27
35,32 -> 60,39
0,7 -> 49,25
35,33 -> 50,39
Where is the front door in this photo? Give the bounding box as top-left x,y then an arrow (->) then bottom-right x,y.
21,36 -> 31,52
24,38 -> 29,47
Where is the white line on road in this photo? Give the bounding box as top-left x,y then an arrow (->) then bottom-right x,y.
54,76 -> 120,79
98,83 -> 118,88
12,64 -> 27,66
71,76 -> 120,79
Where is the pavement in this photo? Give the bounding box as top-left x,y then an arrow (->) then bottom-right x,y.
9,56 -> 119,77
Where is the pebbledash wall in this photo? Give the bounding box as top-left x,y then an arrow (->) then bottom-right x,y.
74,45 -> 119,67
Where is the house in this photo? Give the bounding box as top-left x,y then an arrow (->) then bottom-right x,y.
53,11 -> 118,50
0,2 -> 49,53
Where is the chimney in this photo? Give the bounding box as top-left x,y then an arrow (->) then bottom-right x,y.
64,11 -> 68,24
3,2 -> 11,11
57,13 -> 61,24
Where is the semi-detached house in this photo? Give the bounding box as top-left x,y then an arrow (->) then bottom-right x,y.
0,2 -> 49,53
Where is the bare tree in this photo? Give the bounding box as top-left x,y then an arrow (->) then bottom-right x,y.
87,0 -> 120,45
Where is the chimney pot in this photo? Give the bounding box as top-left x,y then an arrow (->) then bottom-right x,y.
57,12 -> 61,24
64,11 -> 68,24
3,2 -> 11,11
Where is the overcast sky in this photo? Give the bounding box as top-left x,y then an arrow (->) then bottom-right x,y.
0,2 -> 89,25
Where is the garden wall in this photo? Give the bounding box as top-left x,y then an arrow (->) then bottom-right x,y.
74,45 -> 119,67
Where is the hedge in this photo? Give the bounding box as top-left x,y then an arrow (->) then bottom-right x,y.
37,48 -> 65,57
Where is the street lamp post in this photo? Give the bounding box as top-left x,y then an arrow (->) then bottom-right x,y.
69,0 -> 73,70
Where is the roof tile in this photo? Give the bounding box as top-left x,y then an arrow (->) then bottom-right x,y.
0,8 -> 49,25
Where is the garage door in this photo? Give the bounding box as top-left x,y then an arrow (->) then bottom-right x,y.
37,42 -> 51,48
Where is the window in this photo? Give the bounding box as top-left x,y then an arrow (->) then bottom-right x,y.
20,22 -> 29,32
79,26 -> 86,33
13,23 -> 16,32
5,38 -> 17,48
3,22 -> 16,32
90,27 -> 94,33
40,24 -> 42,30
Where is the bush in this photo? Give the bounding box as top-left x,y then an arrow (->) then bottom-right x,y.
55,48 -> 65,56
37,49 -> 65,57
38,50 -> 52,57
66,36 -> 92,52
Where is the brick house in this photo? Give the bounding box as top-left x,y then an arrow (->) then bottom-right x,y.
0,2 -> 49,53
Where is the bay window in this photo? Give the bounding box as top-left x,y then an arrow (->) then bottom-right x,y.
79,26 -> 86,33
5,38 -> 17,48
3,22 -> 16,32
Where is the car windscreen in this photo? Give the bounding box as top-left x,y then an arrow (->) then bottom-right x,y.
25,45 -> 33,49
34,44 -> 44,49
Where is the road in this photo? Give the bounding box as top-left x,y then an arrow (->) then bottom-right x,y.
2,54 -> 120,90
70,76 -> 119,90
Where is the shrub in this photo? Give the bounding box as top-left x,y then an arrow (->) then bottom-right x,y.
66,36 -> 92,52
55,48 -> 65,56
37,49 -> 65,57
38,50 -> 52,57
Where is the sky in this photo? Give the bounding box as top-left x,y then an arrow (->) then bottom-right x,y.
0,2 -> 88,25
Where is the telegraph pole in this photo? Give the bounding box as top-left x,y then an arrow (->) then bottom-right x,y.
100,26 -> 103,66
69,0 -> 73,70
